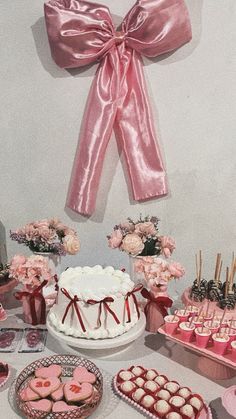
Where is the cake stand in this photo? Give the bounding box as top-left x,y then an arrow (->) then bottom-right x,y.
47,312 -> 146,351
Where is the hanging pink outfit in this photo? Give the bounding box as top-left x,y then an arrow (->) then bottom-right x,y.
44,0 -> 192,215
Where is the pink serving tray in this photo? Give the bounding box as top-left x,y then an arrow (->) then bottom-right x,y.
158,326 -> 236,370
113,377 -> 212,419
222,385 -> 236,418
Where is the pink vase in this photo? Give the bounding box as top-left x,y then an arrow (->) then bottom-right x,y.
16,285 -> 47,325
141,288 -> 173,333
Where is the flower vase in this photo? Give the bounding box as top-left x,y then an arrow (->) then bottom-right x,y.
15,283 -> 47,325
141,287 -> 173,333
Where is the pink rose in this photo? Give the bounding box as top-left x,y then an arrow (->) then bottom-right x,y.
63,235 -> 80,255
121,233 -> 144,256
108,229 -> 123,249
24,224 -> 40,240
160,236 -> 176,258
10,254 -> 27,266
37,226 -> 56,242
135,222 -> 157,237
34,219 -> 50,229
169,262 -> 185,279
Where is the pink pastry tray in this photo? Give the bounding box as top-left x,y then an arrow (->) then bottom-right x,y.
158,326 -> 236,370
113,376 -> 212,419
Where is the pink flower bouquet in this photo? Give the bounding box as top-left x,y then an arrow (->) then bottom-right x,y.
135,256 -> 185,292
10,218 -> 80,256
107,215 -> 175,257
9,254 -> 54,289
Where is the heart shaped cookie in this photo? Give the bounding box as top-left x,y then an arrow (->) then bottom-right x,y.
73,366 -> 96,384
28,399 -> 52,413
30,377 -> 61,398
35,364 -> 62,378
51,383 -> 64,401
52,401 -> 79,413
19,385 -> 40,401
64,380 -> 93,402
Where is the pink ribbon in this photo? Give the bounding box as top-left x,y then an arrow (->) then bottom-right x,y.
61,288 -> 86,332
87,297 -> 120,328
125,283 -> 143,323
44,0 -> 192,215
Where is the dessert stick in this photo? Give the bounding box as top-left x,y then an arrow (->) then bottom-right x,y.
196,306 -> 203,322
189,313 -> 196,328
224,267 -> 229,298
205,300 -> 210,318
199,250 -> 203,286
228,253 -> 236,292
229,318 -> 234,334
217,260 -> 223,286
220,307 -> 227,328
210,310 -> 216,327
214,253 -> 221,283
195,254 -> 199,287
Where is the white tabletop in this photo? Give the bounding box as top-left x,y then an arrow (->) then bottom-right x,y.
0,299 -> 235,419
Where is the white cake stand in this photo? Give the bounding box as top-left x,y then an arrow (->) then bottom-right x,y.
47,312 -> 146,350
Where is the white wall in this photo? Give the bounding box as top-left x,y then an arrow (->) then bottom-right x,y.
0,0 -> 235,295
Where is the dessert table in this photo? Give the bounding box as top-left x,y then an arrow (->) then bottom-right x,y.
0,299 -> 235,419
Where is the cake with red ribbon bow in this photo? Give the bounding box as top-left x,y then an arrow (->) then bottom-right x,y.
48,265 -> 142,339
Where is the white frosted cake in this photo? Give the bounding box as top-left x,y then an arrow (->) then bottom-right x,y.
49,265 -> 142,339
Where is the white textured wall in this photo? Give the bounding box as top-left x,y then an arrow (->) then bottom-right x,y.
0,1 -> 235,295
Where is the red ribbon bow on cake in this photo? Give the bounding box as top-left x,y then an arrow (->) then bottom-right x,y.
61,288 -> 86,332
15,280 -> 48,326
44,0 -> 192,215
87,297 -> 120,328
125,284 -> 143,323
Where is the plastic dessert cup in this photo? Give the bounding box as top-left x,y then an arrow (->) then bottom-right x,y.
230,341 -> 236,361
186,306 -> 199,315
195,327 -> 211,348
174,310 -> 189,323
212,333 -> 230,355
179,322 -> 195,342
204,320 -> 220,335
228,319 -> 236,330
164,315 -> 179,335
202,312 -> 213,321
220,327 -> 236,345
192,317 -> 204,328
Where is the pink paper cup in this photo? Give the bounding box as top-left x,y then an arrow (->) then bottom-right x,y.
195,327 -> 211,348
230,341 -> 236,360
179,322 -> 195,342
186,306 -> 199,315
220,327 -> 236,345
204,320 -> 220,335
192,318 -> 204,328
164,315 -> 179,335
174,310 -> 189,323
212,333 -> 230,355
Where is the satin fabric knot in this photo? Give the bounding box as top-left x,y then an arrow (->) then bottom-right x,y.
44,0 -> 192,215
15,280 -> 48,326
125,283 -> 143,323
114,30 -> 126,45
87,296 -> 120,328
61,288 -> 86,332
141,288 -> 173,318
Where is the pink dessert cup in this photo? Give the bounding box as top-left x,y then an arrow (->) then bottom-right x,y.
204,320 -> 220,335
203,312 -> 213,321
186,305 -> 199,315
220,327 -> 236,345
179,321 -> 195,342
164,315 -> 179,335
212,332 -> 230,355
174,309 -> 189,323
228,319 -> 236,330
230,341 -> 236,360
195,327 -> 211,348
192,317 -> 204,328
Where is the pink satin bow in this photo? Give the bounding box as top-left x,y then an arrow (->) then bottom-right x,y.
44,0 -> 192,215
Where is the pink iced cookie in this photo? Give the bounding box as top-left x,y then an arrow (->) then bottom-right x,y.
52,401 -> 79,413
30,377 -> 61,398
51,383 -> 64,401
73,366 -> 96,384
64,380 -> 93,402
28,399 -> 52,413
35,364 -> 62,378
19,386 -> 40,401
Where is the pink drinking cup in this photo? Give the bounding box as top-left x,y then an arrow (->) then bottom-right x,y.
220,327 -> 236,345
230,341 -> 236,360
186,306 -> 199,315
203,312 -> 213,321
192,318 -> 204,328
212,333 -> 230,355
174,309 -> 190,323
195,327 -> 211,348
179,322 -> 195,342
164,315 -> 179,335
204,320 -> 220,335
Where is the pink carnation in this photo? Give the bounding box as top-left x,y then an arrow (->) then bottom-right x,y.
108,229 -> 123,249
160,236 -> 176,258
169,262 -> 185,279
